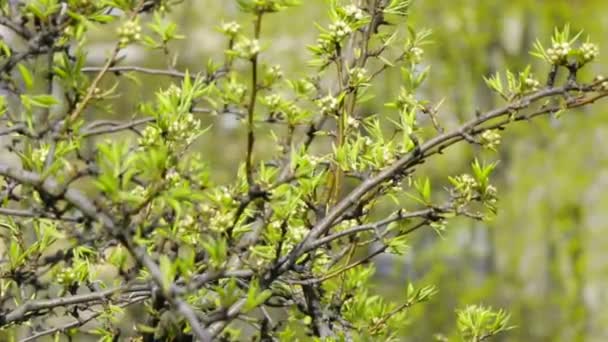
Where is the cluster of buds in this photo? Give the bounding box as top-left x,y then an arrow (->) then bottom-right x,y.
168,113 -> 202,143
594,75 -> 608,91
307,154 -> 323,167
55,268 -> 76,286
129,185 -> 147,200
362,136 -> 374,147
68,0 -> 97,14
343,4 -> 367,21
175,225 -> 198,246
233,38 -> 261,59
334,219 -> 360,233
282,103 -> 304,122
209,212 -> 232,232
480,129 -> 501,151
54,263 -> 88,287
117,20 -> 142,47
31,145 -> 50,166
314,35 -> 336,55
268,216 -> 308,245
329,20 -> 352,42
214,186 -> 239,206
580,42 -> 599,62
410,47 -> 424,64
139,126 -> 161,146
348,67 -> 368,88
546,42 -> 570,64
263,64 -> 283,87
318,94 -> 339,115
267,64 -> 283,79
263,94 -> 282,111
451,174 -> 478,204
381,145 -> 397,165
287,222 -> 308,242
311,250 -> 332,271
347,116 -> 360,129
199,203 -> 216,217
523,76 -> 540,91
394,89 -> 419,113
164,84 -> 182,99
224,79 -> 247,103
312,20 -> 353,56
482,184 -> 498,207
220,21 -> 241,38
166,169 -> 183,187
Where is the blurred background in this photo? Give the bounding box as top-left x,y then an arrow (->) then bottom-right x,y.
76,0 -> 608,340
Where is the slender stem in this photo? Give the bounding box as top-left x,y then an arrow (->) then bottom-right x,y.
81,117 -> 155,137
82,65 -> 192,79
329,1 -> 383,205
293,246 -> 386,285
327,48 -> 347,206
246,14 -> 263,188
67,1 -> 147,124
4,284 -> 144,325
368,300 -> 413,333
68,44 -> 121,123
0,207 -> 81,222
41,51 -> 54,126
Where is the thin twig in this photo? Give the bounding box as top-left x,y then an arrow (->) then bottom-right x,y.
245,13 -> 264,188
20,296 -> 147,342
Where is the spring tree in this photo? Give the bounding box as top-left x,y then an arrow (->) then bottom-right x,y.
0,0 -> 606,341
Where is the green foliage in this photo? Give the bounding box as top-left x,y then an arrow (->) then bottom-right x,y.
456,305 -> 513,341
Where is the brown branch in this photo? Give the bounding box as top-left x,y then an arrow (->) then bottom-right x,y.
302,284 -> 332,337
67,45 -> 121,123
82,65 -> 191,79
0,207 -> 82,222
80,117 -> 155,137
2,284 -> 147,326
0,124 -> 27,136
304,208 -> 435,253
19,296 -> 147,342
277,83 -> 607,275
0,16 -> 32,39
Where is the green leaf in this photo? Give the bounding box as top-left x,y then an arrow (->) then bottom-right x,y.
159,255 -> 176,291
29,95 -> 58,108
244,279 -> 272,313
17,64 -> 34,90
386,235 -> 409,255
